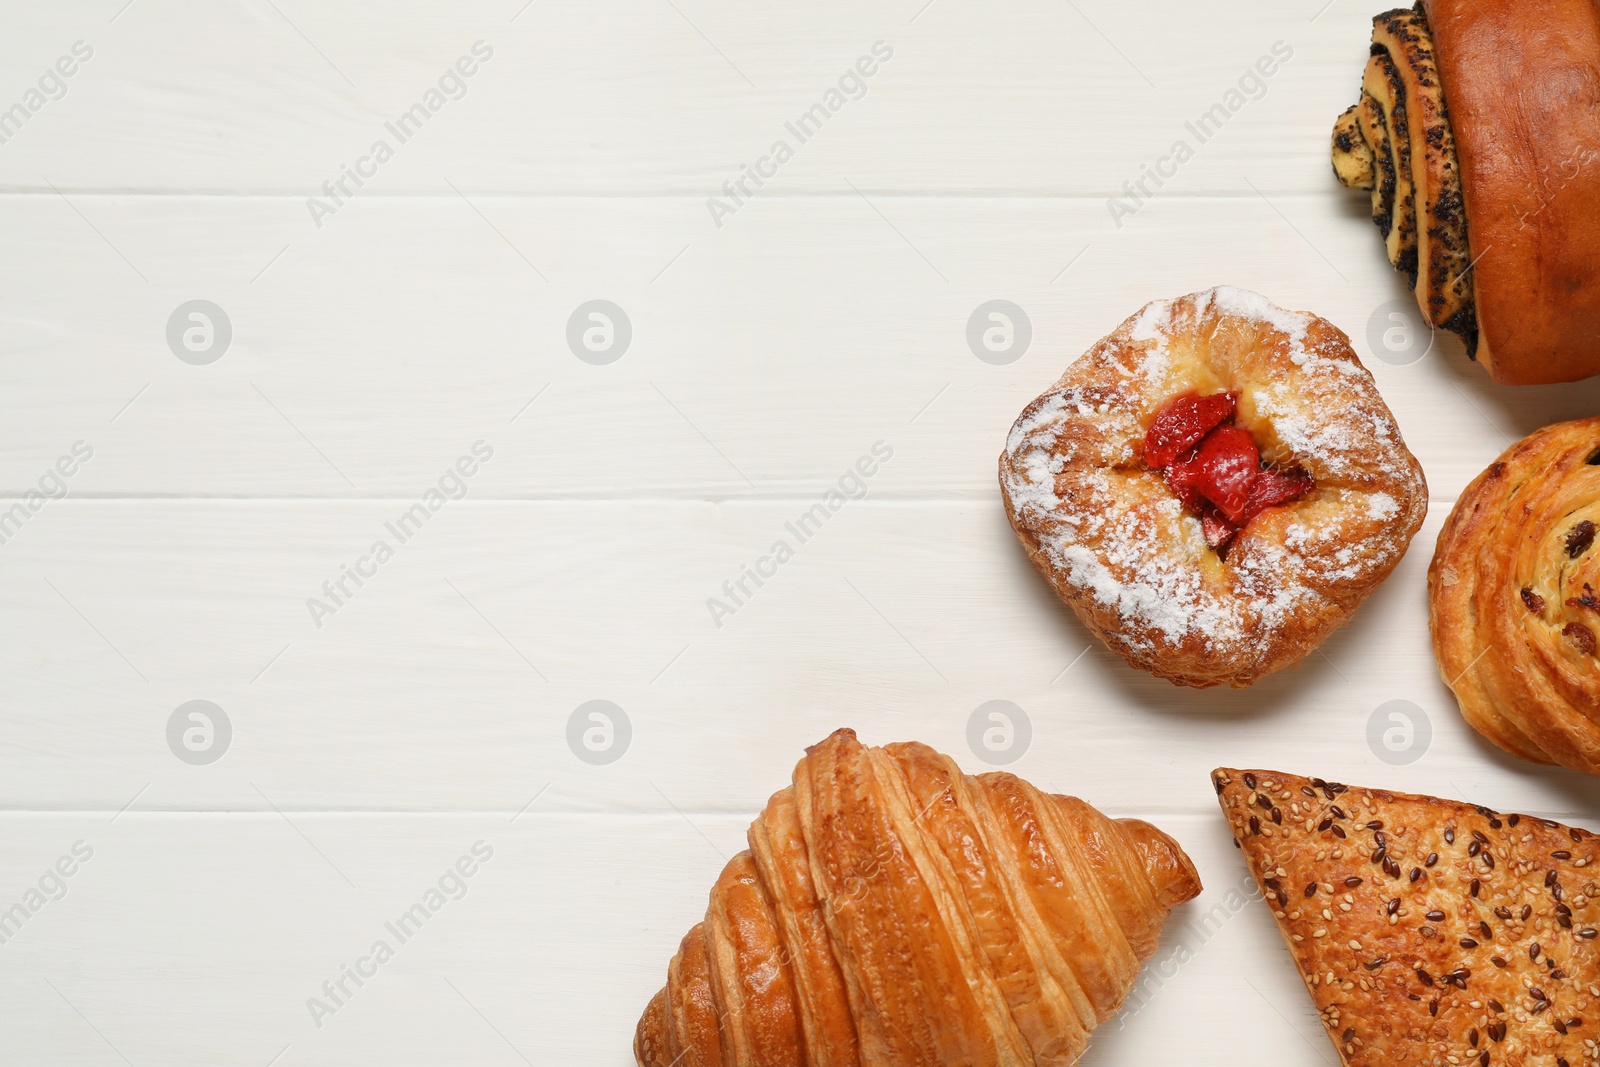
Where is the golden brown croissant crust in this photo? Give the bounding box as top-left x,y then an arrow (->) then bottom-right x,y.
1429,417 -> 1600,775
1216,767 -> 1600,1067
999,287 -> 1427,689
1333,1 -> 1600,384
635,728 -> 1201,1067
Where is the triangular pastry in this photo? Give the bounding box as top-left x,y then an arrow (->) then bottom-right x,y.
1215,767 -> 1600,1067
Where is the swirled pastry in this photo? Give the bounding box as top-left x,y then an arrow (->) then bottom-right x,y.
1430,418 -> 1600,775
634,728 -> 1201,1067
999,287 -> 1427,689
1332,1 -> 1600,384
1217,767 -> 1600,1067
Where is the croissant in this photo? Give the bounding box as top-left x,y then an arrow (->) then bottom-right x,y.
1215,767 -> 1600,1067
1429,417 -> 1600,775
634,728 -> 1202,1067
1331,0 -> 1600,383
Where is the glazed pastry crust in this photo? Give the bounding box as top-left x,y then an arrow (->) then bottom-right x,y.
1429,417 -> 1600,775
635,728 -> 1201,1067
999,287 -> 1427,689
1419,0 -> 1600,384
1215,767 -> 1600,1067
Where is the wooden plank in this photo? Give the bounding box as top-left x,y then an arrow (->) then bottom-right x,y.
5,2 -> 1384,195
2,194 -> 1593,499
5,497 -> 1599,819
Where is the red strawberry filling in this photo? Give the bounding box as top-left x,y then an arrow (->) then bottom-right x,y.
1141,390 -> 1237,469
1141,391 -> 1315,550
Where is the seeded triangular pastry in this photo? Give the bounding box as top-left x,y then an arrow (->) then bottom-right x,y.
1215,767 -> 1600,1067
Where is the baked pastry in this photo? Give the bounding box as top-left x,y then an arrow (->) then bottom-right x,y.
999,286 -> 1427,689
1430,417 -> 1600,775
1331,1 -> 1600,384
1215,767 -> 1600,1067
635,728 -> 1201,1067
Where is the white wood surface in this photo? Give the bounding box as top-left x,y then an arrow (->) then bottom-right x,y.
8,2 -> 1600,1064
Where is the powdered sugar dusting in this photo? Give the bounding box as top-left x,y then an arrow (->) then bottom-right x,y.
1207,284 -> 1312,344
999,287 -> 1426,682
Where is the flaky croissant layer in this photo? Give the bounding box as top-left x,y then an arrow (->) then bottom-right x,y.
635,728 -> 1202,1067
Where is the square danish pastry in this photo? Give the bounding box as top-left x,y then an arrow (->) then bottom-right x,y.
1000,287 -> 1427,688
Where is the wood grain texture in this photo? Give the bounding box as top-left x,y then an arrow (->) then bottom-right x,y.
7,0 -> 1600,1063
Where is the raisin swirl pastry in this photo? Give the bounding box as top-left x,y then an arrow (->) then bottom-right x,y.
1332,1 -> 1600,384
634,728 -> 1201,1067
1000,287 -> 1427,689
1430,418 -> 1600,775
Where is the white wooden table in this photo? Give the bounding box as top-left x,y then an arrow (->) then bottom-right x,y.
6,2 -> 1600,1063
